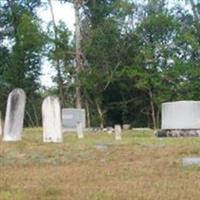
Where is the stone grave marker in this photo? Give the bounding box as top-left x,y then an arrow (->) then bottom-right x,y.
123,124 -> 131,130
3,89 -> 26,141
115,125 -> 122,141
42,96 -> 63,143
76,122 -> 84,139
157,101 -> 200,137
62,108 -> 86,131
107,127 -> 114,134
182,157 -> 200,166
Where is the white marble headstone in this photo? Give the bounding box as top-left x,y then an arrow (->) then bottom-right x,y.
76,122 -> 84,139
3,89 -> 26,141
115,125 -> 122,141
42,96 -> 63,143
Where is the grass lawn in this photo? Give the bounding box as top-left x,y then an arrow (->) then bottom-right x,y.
1,128 -> 200,200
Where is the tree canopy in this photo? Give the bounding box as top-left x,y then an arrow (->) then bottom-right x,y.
0,0 -> 199,128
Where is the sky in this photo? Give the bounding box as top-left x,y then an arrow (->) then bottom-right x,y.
37,1 -> 75,87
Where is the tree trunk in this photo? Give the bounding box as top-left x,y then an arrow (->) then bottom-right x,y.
85,99 -> 90,128
74,0 -> 82,108
149,88 -> 157,129
156,110 -> 160,129
95,99 -> 104,129
48,0 -> 65,106
26,111 -> 35,127
32,104 -> 39,127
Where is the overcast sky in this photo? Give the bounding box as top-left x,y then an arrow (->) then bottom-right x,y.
37,1 -> 75,88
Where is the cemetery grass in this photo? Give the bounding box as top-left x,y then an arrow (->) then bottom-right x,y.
1,129 -> 200,200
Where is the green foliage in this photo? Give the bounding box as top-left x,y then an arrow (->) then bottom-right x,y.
0,1 -> 44,126
0,0 -> 199,128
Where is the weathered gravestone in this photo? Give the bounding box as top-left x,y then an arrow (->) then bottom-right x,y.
42,96 -> 63,143
3,89 -> 26,141
62,108 -> 86,131
115,125 -> 122,141
0,111 -> 2,136
157,101 -> 200,137
76,122 -> 84,139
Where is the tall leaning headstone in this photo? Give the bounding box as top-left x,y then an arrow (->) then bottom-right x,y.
3,89 -> 26,141
42,96 -> 63,143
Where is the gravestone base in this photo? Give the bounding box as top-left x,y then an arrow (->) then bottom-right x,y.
156,129 -> 200,137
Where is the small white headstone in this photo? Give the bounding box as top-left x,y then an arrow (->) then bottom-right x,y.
76,122 -> 84,139
42,96 -> 63,143
0,111 -> 2,136
115,125 -> 122,141
3,89 -> 26,141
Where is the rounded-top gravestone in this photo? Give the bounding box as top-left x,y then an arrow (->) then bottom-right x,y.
3,88 -> 26,141
42,96 -> 63,143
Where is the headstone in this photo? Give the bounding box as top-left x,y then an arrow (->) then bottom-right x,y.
115,125 -> 122,141
95,143 -> 109,151
123,124 -> 131,130
182,157 -> 200,166
62,108 -> 86,131
158,101 -> 200,137
0,111 -> 2,136
42,96 -> 63,143
76,122 -> 84,139
3,89 -> 26,141
106,127 -> 114,134
162,101 -> 200,129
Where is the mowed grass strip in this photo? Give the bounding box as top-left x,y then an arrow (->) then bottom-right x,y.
1,128 -> 200,200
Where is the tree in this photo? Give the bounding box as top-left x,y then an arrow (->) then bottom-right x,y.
48,0 -> 73,107
47,20 -> 74,107
80,0 -> 134,127
0,0 -> 44,126
63,0 -> 84,108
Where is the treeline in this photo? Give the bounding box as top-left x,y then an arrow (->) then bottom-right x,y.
0,0 -> 200,128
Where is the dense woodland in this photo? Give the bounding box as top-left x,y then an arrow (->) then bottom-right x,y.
0,0 -> 199,128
